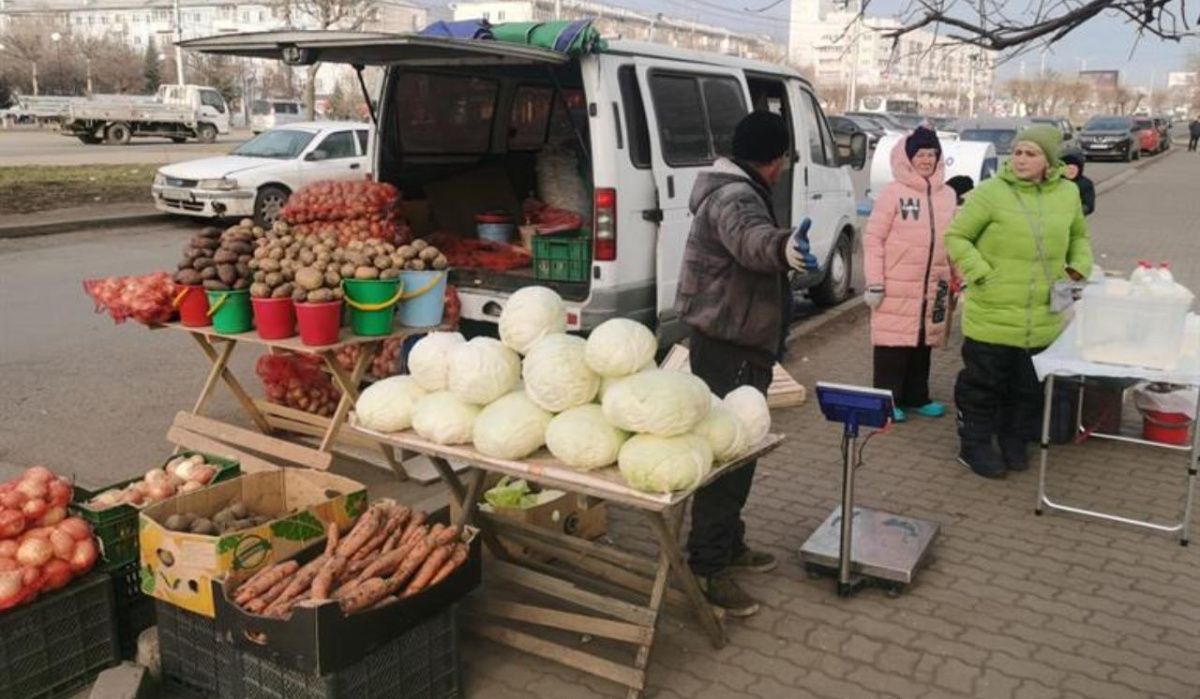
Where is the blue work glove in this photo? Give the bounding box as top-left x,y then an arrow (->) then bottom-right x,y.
785,218 -> 820,274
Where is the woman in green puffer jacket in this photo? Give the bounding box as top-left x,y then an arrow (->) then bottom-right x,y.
945,125 -> 1094,479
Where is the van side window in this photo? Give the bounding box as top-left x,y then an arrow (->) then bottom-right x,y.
617,66 -> 651,168
649,74 -> 710,165
796,90 -> 827,165
509,86 -> 553,150
394,73 -> 498,154
701,77 -> 746,158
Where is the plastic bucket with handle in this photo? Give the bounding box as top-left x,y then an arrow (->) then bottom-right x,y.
398,271 -> 447,328
174,285 -> 211,327
251,297 -> 296,340
295,300 -> 343,346
1142,410 -> 1193,446
205,289 -> 252,334
343,278 -> 403,336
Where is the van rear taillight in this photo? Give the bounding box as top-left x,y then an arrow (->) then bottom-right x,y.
594,188 -> 616,261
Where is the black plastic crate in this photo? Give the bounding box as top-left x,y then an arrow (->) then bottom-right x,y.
111,562 -> 155,659
0,572 -> 119,699
238,605 -> 460,699
155,600 -> 241,698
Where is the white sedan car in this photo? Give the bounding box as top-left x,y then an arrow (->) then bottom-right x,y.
152,121 -> 372,226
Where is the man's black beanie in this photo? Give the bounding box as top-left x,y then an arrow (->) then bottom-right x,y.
905,126 -> 942,160
733,111 -> 790,164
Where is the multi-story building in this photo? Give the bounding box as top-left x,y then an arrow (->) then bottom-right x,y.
451,1 -> 784,62
789,0 -> 995,114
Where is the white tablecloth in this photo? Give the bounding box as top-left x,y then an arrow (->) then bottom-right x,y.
1032,314 -> 1200,387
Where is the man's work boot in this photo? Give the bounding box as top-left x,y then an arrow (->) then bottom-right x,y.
698,569 -> 760,617
958,439 -> 1007,479
728,548 -> 778,573
999,436 -> 1030,472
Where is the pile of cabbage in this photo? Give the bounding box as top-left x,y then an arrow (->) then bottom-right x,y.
354,286 -> 771,494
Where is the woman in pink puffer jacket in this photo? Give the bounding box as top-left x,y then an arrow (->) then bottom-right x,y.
864,127 -> 956,422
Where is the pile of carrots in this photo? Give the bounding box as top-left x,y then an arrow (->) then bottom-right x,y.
231,502 -> 469,616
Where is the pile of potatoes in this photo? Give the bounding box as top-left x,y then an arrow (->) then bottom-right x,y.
162,501 -> 273,536
173,222 -> 257,291
248,223 -> 448,304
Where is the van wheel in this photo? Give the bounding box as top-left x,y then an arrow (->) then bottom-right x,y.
196,123 -> 217,144
105,122 -> 132,146
810,233 -> 853,307
254,185 -> 290,227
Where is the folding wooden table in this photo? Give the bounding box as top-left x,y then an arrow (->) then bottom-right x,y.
351,424 -> 784,698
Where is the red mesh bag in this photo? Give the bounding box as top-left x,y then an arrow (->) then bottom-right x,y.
82,273 -> 178,325
256,352 -> 341,417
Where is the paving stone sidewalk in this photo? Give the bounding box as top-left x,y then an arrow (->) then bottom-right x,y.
461,150 -> 1200,698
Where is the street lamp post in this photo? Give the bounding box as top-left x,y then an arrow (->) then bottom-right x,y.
50,32 -> 62,95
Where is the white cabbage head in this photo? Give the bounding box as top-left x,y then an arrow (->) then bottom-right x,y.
601,369 -> 711,436
498,286 -> 566,354
354,376 -> 427,433
723,386 -> 771,444
692,405 -> 750,462
545,404 -> 629,471
618,434 -> 714,493
407,331 -> 466,391
523,334 -> 600,412
447,337 -> 521,405
584,318 -> 657,378
598,361 -> 656,403
412,391 -> 481,445
472,391 -> 553,459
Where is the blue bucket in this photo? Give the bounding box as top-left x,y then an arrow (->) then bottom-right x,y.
398,270 -> 448,327
477,222 -> 514,243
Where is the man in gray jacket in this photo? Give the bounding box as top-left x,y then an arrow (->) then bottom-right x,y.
677,110 -> 818,616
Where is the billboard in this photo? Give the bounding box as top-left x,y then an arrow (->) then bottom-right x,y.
1167,72 -> 1197,88
1078,70 -> 1120,89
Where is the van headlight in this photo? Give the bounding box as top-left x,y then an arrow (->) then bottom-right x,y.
198,177 -> 238,191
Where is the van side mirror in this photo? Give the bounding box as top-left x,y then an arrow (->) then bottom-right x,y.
842,132 -> 868,170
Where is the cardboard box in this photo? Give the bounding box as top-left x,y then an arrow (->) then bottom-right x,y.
139,470 -> 366,617
212,527 -> 480,675
450,482 -> 607,559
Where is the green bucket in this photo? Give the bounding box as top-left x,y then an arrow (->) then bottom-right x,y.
205,289 -> 252,334
343,278 -> 403,336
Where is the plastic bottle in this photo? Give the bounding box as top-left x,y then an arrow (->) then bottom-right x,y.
1130,260 -> 1153,286
1156,262 -> 1175,285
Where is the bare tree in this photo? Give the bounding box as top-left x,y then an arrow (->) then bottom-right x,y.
863,1 -> 1197,52
0,18 -> 52,96
275,0 -> 378,118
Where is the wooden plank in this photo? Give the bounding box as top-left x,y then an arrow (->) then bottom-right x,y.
630,507 -> 673,698
468,621 -> 645,691
261,411 -> 381,450
192,338 -> 235,416
166,426 -> 280,473
190,333 -> 273,434
488,559 -> 656,627
156,320 -> 436,353
643,511 -> 725,649
173,411 -> 333,471
479,512 -> 657,577
464,599 -> 652,645
318,346 -> 372,452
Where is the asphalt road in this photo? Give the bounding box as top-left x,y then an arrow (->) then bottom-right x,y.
0,126 -> 252,166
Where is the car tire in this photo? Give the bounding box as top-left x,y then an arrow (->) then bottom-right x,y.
196,123 -> 218,144
170,137 -> 187,144
810,232 -> 853,307
105,122 -> 132,146
254,185 -> 290,228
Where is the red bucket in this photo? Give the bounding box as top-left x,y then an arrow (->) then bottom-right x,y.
174,285 -> 211,327
1142,410 -> 1193,446
295,300 -> 343,346
252,297 -> 296,340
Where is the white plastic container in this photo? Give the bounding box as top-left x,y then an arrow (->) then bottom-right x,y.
1079,279 -> 1195,370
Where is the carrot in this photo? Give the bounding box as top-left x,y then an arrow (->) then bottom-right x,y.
404,545 -> 451,596
332,579 -> 361,601
244,573 -> 292,612
371,595 -> 399,610
335,508 -> 380,559
234,560 -> 298,603
429,543 -> 470,587
384,539 -> 431,594
273,554 -> 326,606
324,521 -> 340,557
349,526 -> 389,563
400,523 -> 428,549
399,511 -> 426,543
312,554 -> 347,601
339,577 -> 389,613
432,524 -> 459,547
236,561 -> 284,602
360,537 -> 419,580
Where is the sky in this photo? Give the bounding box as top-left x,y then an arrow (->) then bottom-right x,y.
563,0 -> 1199,88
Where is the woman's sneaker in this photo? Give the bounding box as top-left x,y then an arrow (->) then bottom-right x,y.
892,407 -> 907,423
914,401 -> 947,418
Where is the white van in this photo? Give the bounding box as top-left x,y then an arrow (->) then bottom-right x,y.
183,32 -> 866,344
250,99 -> 306,133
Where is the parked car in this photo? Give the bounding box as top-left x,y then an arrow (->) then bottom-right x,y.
1132,116 -> 1162,154
846,111 -> 905,132
152,121 -> 372,226
952,117 -> 1034,156
182,31 -> 868,344
250,99 -> 306,133
1028,115 -> 1079,153
829,115 -> 880,153
1079,116 -> 1140,161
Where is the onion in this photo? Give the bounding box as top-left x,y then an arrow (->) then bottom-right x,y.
57,517 -> 92,542
49,530 -> 76,560
146,483 -> 174,502
174,460 -> 198,482
191,465 -> 217,485
0,490 -> 26,509
15,478 -> 47,501
22,466 -> 54,484
69,538 -> 97,573
144,469 -> 170,487
47,480 -> 72,508
21,564 -> 41,588
178,481 -> 203,494
21,498 -> 47,522
0,569 -> 22,602
0,541 -> 17,559
90,490 -> 122,508
0,557 -> 17,572
41,559 -> 72,591
38,506 -> 66,528
0,510 -> 24,539
16,537 -> 52,567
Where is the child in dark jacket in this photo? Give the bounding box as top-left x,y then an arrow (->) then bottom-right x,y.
1060,150 -> 1095,216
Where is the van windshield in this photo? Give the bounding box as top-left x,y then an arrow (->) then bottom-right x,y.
232,129 -> 314,159
251,100 -> 270,115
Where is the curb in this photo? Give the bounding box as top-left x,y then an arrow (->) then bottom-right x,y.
1094,146 -> 1177,196
0,212 -> 171,239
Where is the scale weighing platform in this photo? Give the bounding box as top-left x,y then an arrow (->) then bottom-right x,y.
799,382 -> 940,596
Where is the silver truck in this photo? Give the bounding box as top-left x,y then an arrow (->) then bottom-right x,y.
60,84 -> 232,145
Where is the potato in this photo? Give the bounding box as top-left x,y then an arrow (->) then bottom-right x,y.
203,279 -> 230,291
217,264 -> 237,286
261,272 -> 279,287
406,259 -> 426,271
340,262 -> 357,278
176,268 -> 203,285
238,254 -> 253,264
331,286 -> 345,300
380,268 -> 399,280
373,254 -> 392,271
347,240 -> 363,251
295,267 -> 324,291
308,288 -> 334,303
192,236 -> 219,250
411,239 -> 428,251
213,249 -> 238,264
252,226 -> 265,236
253,246 -> 268,259
432,254 -> 449,270
184,247 -> 205,260
200,266 -> 218,280
299,249 -> 316,266
292,288 -> 309,303
382,242 -> 396,254
267,247 -> 284,261
324,270 -> 341,287
345,252 -> 366,267
355,266 -> 380,280
259,258 -> 281,272
239,218 -> 254,228
396,245 -> 416,260
281,269 -> 295,282
419,246 -> 440,262
235,262 -> 251,279
190,518 -> 218,536
192,256 -> 214,270
331,249 -> 345,263
250,282 -> 271,298
233,278 -> 249,290
200,226 -> 222,238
